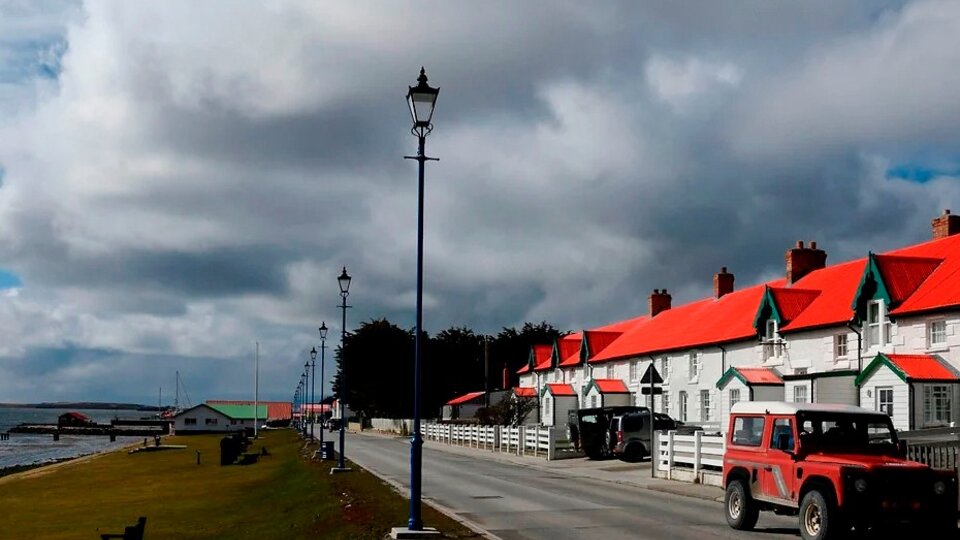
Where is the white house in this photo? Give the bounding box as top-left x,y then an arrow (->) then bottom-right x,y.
442,391 -> 485,421
582,378 -> 632,409
174,404 -> 250,433
856,352 -> 960,431
539,383 -> 578,427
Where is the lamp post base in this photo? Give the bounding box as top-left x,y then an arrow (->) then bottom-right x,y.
329,467 -> 353,474
389,526 -> 439,539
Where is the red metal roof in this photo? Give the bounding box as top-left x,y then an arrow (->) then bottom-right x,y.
737,367 -> 784,384
446,391 -> 486,406
532,344 -> 554,372
585,331 -> 624,360
516,364 -> 530,375
778,259 -> 865,332
886,354 -> 959,381
207,400 -> 292,421
592,315 -> 649,333
544,383 -> 577,396
555,334 -> 582,367
513,387 -> 537,398
875,255 -> 943,304
770,288 -> 820,324
591,378 -> 630,393
885,234 -> 960,315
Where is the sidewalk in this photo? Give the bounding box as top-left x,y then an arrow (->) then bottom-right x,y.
359,430 -> 725,503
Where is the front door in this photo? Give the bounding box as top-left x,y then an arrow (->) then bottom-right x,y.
759,416 -> 797,504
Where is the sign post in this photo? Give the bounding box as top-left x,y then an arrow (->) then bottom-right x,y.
640,363 -> 663,478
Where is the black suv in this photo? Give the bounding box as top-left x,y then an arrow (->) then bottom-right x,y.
611,410 -> 678,461
568,406 -> 648,459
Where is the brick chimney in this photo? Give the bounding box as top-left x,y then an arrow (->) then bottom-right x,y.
649,289 -> 672,317
502,364 -> 509,390
714,267 -> 735,299
932,209 -> 960,239
786,240 -> 827,285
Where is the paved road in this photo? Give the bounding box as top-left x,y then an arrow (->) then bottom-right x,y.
344,432 -> 800,540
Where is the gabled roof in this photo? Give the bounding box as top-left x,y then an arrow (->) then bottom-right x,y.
779,259 -> 865,332
880,234 -> 960,315
542,383 -> 577,397
208,403 -> 268,420
583,378 -> 630,394
513,387 -> 537,398
716,366 -> 784,389
446,391 -> 486,406
532,344 -> 554,372
855,353 -> 960,385
875,255 -> 943,304
555,333 -> 582,368
207,400 -> 292,421
583,331 -> 623,361
593,283 -> 774,362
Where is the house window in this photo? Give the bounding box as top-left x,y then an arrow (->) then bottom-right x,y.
700,390 -> 711,421
688,353 -> 700,381
729,389 -> 741,408
793,385 -> 808,403
877,387 -> 894,417
924,385 -> 952,426
661,357 -> 670,381
834,334 -> 848,359
591,395 -> 598,408
662,391 -> 670,415
205,418 -> 218,425
763,320 -> 784,360
544,397 -> 551,420
679,391 -> 688,422
629,362 -> 639,383
184,418 -> 197,425
929,320 -> 947,348
866,300 -> 891,348
795,368 -> 808,376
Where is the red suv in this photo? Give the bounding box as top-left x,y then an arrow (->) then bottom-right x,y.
723,402 -> 957,539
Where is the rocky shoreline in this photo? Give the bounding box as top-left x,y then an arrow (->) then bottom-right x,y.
0,456 -> 78,479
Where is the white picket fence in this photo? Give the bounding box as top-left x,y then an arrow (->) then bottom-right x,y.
656,430 -> 725,485
423,423 -> 570,459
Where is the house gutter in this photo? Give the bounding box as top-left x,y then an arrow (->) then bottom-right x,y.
847,322 -> 863,407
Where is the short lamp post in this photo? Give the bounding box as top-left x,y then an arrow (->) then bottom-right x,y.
333,267 -> 352,472
318,322 -> 328,448
304,360 -> 312,439
403,67 -> 439,533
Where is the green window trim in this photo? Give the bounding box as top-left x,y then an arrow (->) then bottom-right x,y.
753,286 -> 783,335
850,253 -> 892,324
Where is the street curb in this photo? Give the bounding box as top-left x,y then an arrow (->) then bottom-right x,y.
355,431 -> 725,505
343,447 -> 505,540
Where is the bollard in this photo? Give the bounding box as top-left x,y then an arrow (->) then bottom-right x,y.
110,434 -> 116,442
53,432 -> 60,442
196,450 -> 201,465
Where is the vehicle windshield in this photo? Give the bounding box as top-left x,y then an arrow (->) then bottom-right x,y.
797,412 -> 899,454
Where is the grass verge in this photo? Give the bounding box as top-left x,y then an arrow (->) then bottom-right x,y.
0,429 -> 479,539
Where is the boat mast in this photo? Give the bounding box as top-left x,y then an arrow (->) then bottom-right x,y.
254,341 -> 259,438
175,370 -> 180,413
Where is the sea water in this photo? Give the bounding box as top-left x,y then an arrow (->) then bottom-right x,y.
0,407 -> 147,469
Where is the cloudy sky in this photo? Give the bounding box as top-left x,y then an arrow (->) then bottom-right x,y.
1,0 -> 960,404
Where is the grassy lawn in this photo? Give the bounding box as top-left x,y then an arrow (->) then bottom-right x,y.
0,430 -> 477,539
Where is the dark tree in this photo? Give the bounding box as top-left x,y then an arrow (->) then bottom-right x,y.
489,321 -> 565,389
424,327 -> 490,414
331,318 -> 415,418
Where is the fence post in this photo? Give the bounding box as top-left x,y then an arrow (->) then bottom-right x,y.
693,430 -> 702,478
667,431 -> 675,480
548,427 -> 556,461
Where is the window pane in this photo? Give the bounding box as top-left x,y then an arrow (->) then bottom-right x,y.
731,416 -> 765,446
770,418 -> 794,451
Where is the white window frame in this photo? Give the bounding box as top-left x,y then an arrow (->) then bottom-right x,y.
928,320 -> 947,349
591,394 -> 598,408
629,361 -> 639,383
924,385 -> 952,426
700,390 -> 711,421
661,357 -> 670,382
679,391 -> 688,422
877,387 -> 894,417
605,365 -> 613,379
544,396 -> 552,421
793,385 -> 808,403
866,299 -> 891,348
662,391 -> 670,415
763,319 -> 784,360
729,388 -> 740,408
688,352 -> 700,381
834,334 -> 848,359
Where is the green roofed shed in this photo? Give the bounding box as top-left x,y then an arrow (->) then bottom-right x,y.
208,403 -> 268,420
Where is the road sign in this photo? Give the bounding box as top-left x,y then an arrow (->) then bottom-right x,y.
640,364 -> 663,384
640,386 -> 663,395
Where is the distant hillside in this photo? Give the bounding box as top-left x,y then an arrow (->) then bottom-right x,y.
0,402 -> 155,410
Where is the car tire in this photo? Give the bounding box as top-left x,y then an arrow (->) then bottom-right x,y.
799,490 -> 841,540
725,479 -> 759,530
619,443 -> 645,463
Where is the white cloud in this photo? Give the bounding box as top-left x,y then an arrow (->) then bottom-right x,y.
645,55 -> 742,111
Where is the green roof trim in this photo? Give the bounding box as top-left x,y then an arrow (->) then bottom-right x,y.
208,403 -> 268,420
580,333 -> 591,365
715,367 -> 748,389
753,286 -> 782,334
854,353 -> 906,386
851,253 -> 891,323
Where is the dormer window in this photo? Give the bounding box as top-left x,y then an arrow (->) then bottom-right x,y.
866,300 -> 890,348
763,320 -> 784,360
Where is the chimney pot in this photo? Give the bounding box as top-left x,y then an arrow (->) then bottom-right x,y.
797,240 -> 804,248
810,241 -> 817,249
932,209 -> 960,239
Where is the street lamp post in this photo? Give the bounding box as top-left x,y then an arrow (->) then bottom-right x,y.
305,360 -> 312,439
310,347 -> 318,442
404,67 -> 439,532
318,322 -> 328,448
333,267 -> 352,472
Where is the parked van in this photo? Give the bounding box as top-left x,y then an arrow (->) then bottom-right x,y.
611,410 -> 678,462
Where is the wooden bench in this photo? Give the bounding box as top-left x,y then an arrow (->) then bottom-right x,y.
100,516 -> 146,540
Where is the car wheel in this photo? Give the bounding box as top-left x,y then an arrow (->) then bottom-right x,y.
725,479 -> 759,530
799,490 -> 841,540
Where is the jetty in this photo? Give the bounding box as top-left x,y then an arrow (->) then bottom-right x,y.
5,417 -> 170,441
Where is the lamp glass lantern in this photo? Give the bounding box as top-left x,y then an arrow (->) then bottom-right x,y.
406,67 -> 439,130
310,347 -> 317,360
338,267 -> 352,295
319,322 -> 328,340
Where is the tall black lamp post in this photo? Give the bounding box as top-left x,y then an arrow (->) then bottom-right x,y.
318,322 -> 328,447
334,267 -> 352,472
304,360 -> 312,438
404,67 -> 439,532
310,347 -> 318,441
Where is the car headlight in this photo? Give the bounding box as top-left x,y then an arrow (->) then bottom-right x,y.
934,481 -> 947,495
854,478 -> 868,493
